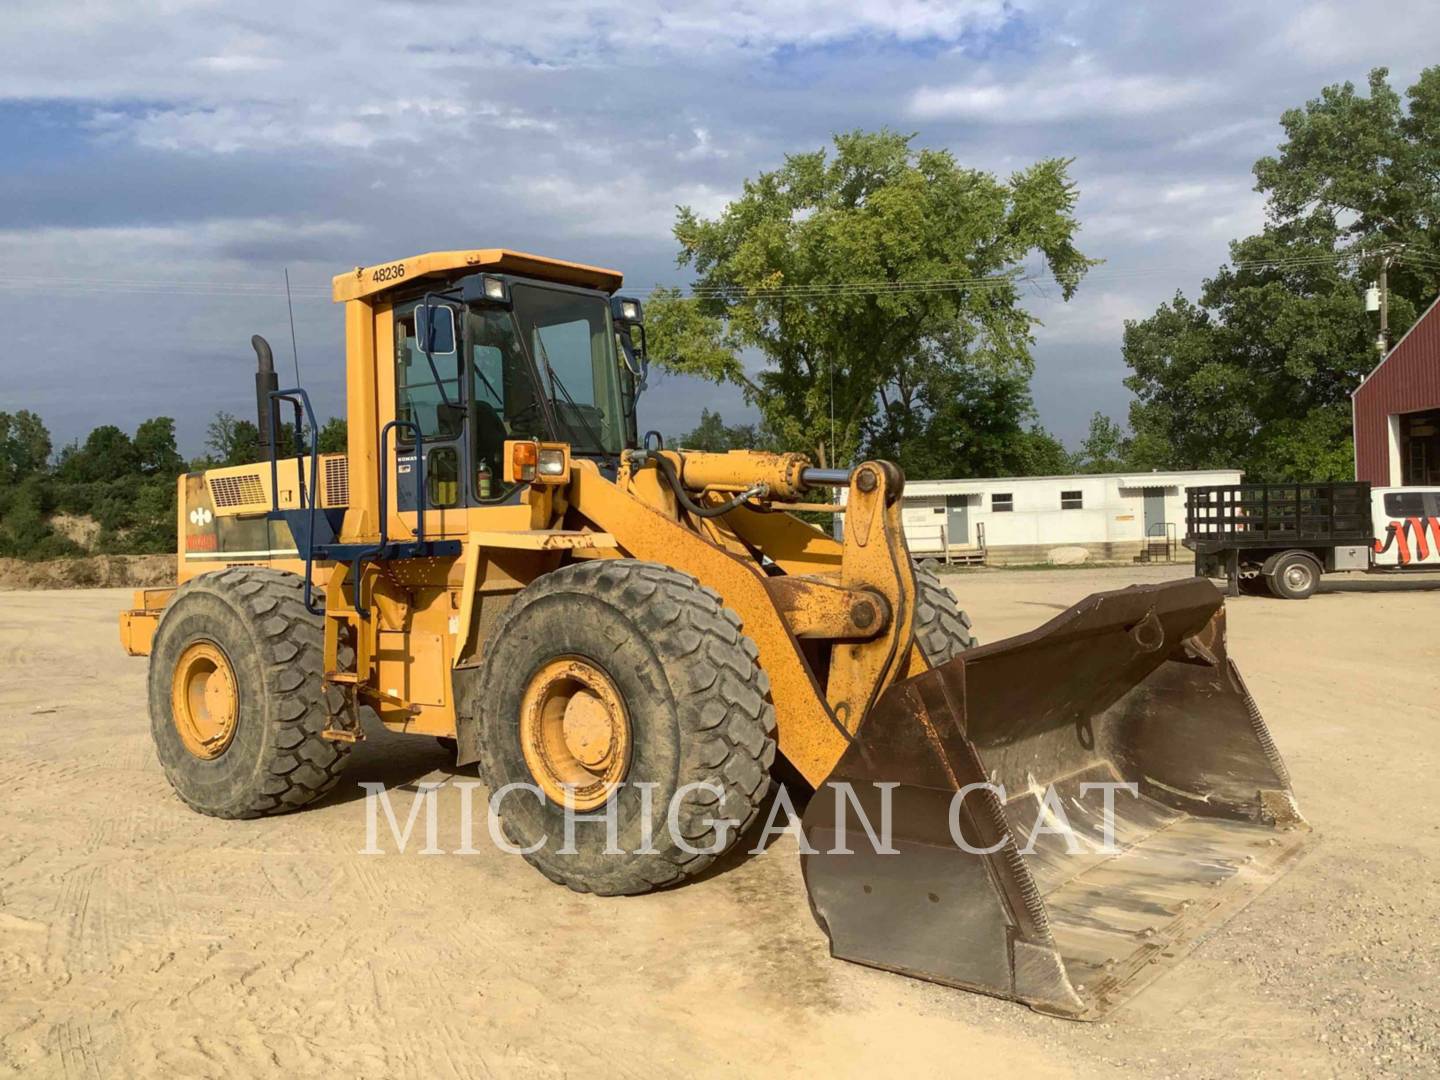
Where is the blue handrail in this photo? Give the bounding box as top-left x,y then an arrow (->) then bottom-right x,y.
268,387 -> 322,614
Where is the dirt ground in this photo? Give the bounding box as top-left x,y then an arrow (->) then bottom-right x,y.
2,564 -> 1437,1078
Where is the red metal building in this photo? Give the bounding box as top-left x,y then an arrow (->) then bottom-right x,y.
1353,295 -> 1440,486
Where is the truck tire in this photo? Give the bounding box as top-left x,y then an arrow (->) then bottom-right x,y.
148,567 -> 350,818
1265,551 -> 1321,601
469,561 -> 777,896
912,560 -> 978,663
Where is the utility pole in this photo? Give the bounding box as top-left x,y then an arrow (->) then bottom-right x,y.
1377,255 -> 1389,356
1371,245 -> 1404,356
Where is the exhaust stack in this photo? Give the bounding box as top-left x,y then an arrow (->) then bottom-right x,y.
252,334 -> 279,461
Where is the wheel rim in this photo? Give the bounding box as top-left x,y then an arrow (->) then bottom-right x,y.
519,657 -> 631,810
1283,563 -> 1313,592
171,641 -> 239,759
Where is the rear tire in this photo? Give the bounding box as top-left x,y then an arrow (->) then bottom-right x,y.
912,561 -> 978,663
1265,552 -> 1320,600
470,561 -> 777,896
148,567 -> 350,818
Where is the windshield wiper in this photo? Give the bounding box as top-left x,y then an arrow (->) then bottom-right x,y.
506,310 -> 562,436
528,320 -> 610,457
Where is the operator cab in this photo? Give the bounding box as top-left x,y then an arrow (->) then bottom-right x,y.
343,252 -> 646,512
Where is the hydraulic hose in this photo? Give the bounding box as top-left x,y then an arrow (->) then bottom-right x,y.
638,451 -> 767,519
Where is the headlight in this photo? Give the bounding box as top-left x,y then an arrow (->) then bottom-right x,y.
537,448 -> 567,476
611,295 -> 643,324
504,440 -> 570,484
483,275 -> 507,302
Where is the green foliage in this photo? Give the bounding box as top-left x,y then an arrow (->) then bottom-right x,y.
1070,413 -> 1133,474
1254,67 -> 1440,280
0,407 -> 353,561
0,410 -> 53,485
204,412 -> 261,468
673,409 -> 778,452
134,417 -> 185,477
316,417 -> 348,454
864,363 -> 1069,479
1125,67 -> 1440,482
650,129 -> 1093,470
54,425 -> 135,483
0,413 -> 181,559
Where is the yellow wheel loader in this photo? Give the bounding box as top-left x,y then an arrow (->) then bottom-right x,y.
119,249 -> 1311,1019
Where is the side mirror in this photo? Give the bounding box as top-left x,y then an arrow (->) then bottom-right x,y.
417,302 -> 456,356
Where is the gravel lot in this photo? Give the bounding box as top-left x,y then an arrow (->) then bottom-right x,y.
2,564 -> 1437,1078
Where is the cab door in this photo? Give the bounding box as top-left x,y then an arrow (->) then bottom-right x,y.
391,299 -> 468,537
1372,489 -> 1440,567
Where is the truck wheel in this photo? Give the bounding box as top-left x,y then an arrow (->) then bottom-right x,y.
470,561 -> 777,896
148,567 -> 350,818
912,560 -> 977,662
1265,552 -> 1320,600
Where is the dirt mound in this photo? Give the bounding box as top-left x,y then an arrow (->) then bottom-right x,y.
51,513 -> 102,550
0,554 -> 173,590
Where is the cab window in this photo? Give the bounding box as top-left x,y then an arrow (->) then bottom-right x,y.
1384,492 -> 1426,516
395,307 -> 462,443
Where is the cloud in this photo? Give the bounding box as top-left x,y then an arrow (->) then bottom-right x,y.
1282,0 -> 1439,69
3,0 -> 1439,452
910,56 -> 1213,122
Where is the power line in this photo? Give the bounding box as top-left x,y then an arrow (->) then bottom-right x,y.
0,245 -> 1429,303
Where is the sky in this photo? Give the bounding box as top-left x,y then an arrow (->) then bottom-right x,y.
1,0 -> 1437,459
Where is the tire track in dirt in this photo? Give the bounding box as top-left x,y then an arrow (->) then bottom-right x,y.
57,1018 -> 101,1080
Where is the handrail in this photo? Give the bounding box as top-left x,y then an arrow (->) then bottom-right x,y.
378,419 -> 426,549
268,387 -> 322,614
1145,520 -> 1177,563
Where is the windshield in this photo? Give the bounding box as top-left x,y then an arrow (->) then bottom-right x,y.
466,284 -> 624,458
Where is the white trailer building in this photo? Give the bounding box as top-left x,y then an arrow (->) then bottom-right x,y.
873,469 -> 1243,565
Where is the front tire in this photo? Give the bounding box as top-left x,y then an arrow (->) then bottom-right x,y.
470,561 -> 777,896
912,561 -> 978,664
148,567 -> 350,818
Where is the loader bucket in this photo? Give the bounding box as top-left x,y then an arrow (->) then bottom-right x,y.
800,578 -> 1312,1020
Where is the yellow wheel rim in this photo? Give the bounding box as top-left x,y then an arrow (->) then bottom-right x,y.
171,641 -> 239,759
520,657 -> 631,810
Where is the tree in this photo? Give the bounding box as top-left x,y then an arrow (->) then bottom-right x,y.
863,363 -> 1068,479
1070,413 -> 1132,474
55,424 -> 138,483
316,417 -> 348,454
1254,66 -> 1440,286
133,417 -> 185,477
1124,68 -> 1440,481
648,129 -> 1093,469
674,409 -> 776,452
204,412 -> 261,468
0,410 -> 52,485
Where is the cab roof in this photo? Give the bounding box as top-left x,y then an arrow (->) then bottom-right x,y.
332,249 -> 625,303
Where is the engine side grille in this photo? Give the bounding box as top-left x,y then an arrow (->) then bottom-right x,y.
209,472 -> 266,508
323,456 -> 350,508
